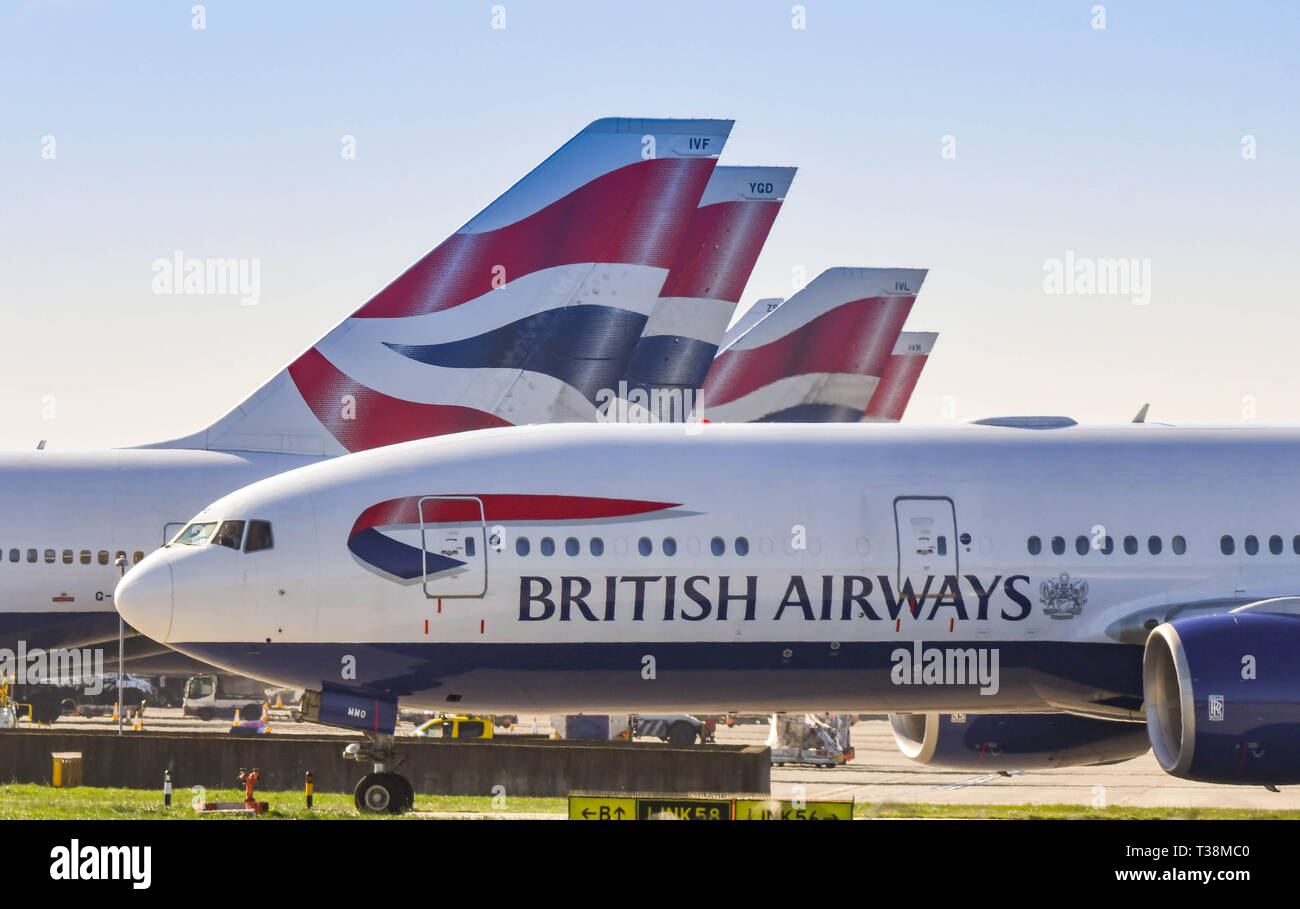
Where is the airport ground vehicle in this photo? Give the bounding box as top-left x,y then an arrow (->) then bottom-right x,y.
409,714 -> 494,739
550,714 -> 707,745
768,714 -> 846,768
182,674 -> 268,721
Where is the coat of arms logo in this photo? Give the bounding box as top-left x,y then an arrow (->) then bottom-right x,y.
1040,572 -> 1088,619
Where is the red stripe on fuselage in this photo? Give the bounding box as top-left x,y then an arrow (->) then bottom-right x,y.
350,494 -> 682,538
286,347 -> 511,453
353,158 -> 717,320
698,295 -> 914,408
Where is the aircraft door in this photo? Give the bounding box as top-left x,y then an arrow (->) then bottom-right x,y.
419,496 -> 488,598
894,497 -> 957,586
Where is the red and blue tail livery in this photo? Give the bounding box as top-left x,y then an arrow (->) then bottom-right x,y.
158,119 -> 733,455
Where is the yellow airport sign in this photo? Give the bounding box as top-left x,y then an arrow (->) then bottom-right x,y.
734,798 -> 853,820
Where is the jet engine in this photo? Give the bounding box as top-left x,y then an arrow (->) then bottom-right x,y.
1144,611 -> 1300,785
889,711 -> 1150,770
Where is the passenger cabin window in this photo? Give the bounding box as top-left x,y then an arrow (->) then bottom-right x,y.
44,549 -> 55,564
663,537 -> 677,556
245,520 -> 273,553
1294,535 -> 1300,555
62,549 -> 73,565
1270,535 -> 1283,555
540,538 -> 555,557
212,521 -> 245,551
1051,536 -> 1065,556
589,538 -> 604,557
174,522 -> 218,546
1075,536 -> 1089,556
1027,536 -> 1041,555
515,537 -> 529,557
1221,535 -> 1235,555
711,537 -> 726,556
80,550 -> 91,565
98,550 -> 109,565
464,536 -> 476,558
1172,535 -> 1186,555
1245,535 -> 1259,555
638,537 -> 653,557
26,549 -> 36,563
8,549 -> 17,563
1148,536 -> 1162,555
1123,536 -> 1138,555
736,537 -> 750,556
565,537 -> 579,557
133,551 -> 144,564
936,536 -> 947,556
1100,535 -> 1114,555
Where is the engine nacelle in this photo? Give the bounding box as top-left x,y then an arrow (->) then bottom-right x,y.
889,712 -> 1150,770
1144,612 -> 1300,785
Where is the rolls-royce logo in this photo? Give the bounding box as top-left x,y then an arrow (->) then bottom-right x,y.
1040,572 -> 1087,620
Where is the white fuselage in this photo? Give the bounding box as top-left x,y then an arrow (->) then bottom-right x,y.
115,421 -> 1300,714
0,448 -> 322,650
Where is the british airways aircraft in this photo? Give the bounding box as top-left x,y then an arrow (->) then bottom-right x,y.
116,418 -> 1300,811
697,268 -> 928,422
0,117 -> 735,665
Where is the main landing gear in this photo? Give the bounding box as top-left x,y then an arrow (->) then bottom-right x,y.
345,732 -> 415,815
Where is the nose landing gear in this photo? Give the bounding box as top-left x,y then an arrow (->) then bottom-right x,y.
345,733 -> 415,815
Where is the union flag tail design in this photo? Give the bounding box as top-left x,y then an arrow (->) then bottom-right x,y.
861,331 -> 938,422
151,118 -> 733,454
697,267 -> 927,423
611,167 -> 795,421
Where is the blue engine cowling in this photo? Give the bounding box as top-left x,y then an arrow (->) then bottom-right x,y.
889,712 -> 1150,770
1144,612 -> 1300,785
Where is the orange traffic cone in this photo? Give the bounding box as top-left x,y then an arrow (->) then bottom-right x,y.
132,709 -> 142,731
274,692 -> 284,709
232,708 -> 241,726
112,701 -> 119,722
261,702 -> 269,722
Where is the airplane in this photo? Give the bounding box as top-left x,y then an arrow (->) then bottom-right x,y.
719,297 -> 784,350
612,168 -> 796,421
696,268 -> 927,422
0,117 -> 735,677
117,417 -> 1300,809
861,332 -> 939,422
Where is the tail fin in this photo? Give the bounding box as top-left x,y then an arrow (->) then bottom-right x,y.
150,118 -> 733,454
720,297 -> 784,350
615,166 -> 796,420
861,331 -> 938,422
697,267 -> 926,423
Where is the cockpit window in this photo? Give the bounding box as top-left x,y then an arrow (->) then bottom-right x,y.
172,522 -> 217,546
213,521 -> 246,550
245,520 -> 273,553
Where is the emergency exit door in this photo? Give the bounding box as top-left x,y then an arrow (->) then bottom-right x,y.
894,497 -> 957,586
419,496 -> 487,598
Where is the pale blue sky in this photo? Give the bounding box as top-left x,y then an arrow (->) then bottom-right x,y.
1,0 -> 1296,447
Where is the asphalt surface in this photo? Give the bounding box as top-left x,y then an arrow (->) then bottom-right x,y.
38,709 -> 1300,810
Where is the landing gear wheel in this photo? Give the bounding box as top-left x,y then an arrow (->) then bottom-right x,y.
354,773 -> 405,814
667,721 -> 697,747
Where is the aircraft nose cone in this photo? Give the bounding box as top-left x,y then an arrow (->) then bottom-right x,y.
115,559 -> 174,642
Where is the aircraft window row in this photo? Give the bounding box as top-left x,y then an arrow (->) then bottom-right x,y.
1220,534 -> 1300,556
1026,534 -> 1187,556
7,548 -> 145,565
512,536 -> 750,558
170,519 -> 273,553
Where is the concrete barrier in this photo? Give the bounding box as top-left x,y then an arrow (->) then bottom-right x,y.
0,731 -> 770,797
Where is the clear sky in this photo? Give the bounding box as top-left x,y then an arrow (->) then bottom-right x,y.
1,0 -> 1297,448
